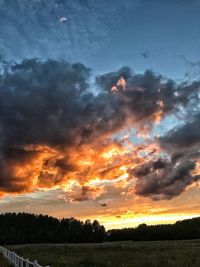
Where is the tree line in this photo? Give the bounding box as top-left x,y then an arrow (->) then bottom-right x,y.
0,213 -> 199,244
107,217 -> 200,241
0,213 -> 106,244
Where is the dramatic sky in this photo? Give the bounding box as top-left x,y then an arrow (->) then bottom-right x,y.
0,0 -> 200,229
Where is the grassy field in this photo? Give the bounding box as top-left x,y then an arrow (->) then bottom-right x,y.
7,240 -> 200,267
0,255 -> 9,267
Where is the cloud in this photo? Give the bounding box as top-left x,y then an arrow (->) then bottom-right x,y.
67,185 -> 106,202
133,157 -> 199,200
143,111 -> 200,200
160,112 -> 200,150
133,112 -> 200,199
0,59 -> 129,196
97,68 -> 200,134
0,58 -> 199,201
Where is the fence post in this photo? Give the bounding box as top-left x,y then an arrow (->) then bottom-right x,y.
25,259 -> 29,267
14,252 -> 17,267
9,251 -> 11,262
15,252 -> 17,267
11,251 -> 14,264
20,257 -> 24,267
16,256 -> 18,267
33,260 -> 38,267
14,252 -> 17,265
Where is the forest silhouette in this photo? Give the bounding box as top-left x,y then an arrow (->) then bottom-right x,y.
0,213 -> 199,244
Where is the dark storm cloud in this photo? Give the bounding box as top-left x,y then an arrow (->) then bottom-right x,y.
133,159 -> 167,177
3,59 -> 196,158
0,59 -> 129,151
134,111 -> 200,199
0,59 -> 90,147
134,157 -> 199,200
160,112 -> 200,149
135,111 -> 200,200
0,147 -> 37,193
0,58 -> 199,199
0,59 -> 127,194
96,68 -> 200,133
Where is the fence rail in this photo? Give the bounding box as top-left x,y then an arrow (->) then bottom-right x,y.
0,245 -> 50,267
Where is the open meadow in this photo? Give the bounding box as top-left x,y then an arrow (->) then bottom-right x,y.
0,254 -> 9,267
7,239 -> 200,267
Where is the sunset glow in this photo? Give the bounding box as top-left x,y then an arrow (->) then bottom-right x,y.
0,0 -> 200,230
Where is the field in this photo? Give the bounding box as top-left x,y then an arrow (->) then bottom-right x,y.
0,254 -> 9,267
6,240 -> 200,267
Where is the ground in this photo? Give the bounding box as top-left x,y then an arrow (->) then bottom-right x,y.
0,254 -> 9,267
6,240 -> 200,267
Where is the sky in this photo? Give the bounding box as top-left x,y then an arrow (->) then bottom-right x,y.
0,0 -> 199,229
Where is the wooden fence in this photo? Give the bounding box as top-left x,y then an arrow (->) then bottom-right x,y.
0,245 -> 50,267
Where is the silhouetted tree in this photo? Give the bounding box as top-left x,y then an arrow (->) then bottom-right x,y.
107,217 -> 200,242
0,213 -> 199,244
0,213 -> 106,244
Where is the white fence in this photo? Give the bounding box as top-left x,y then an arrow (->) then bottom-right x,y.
0,245 -> 50,267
